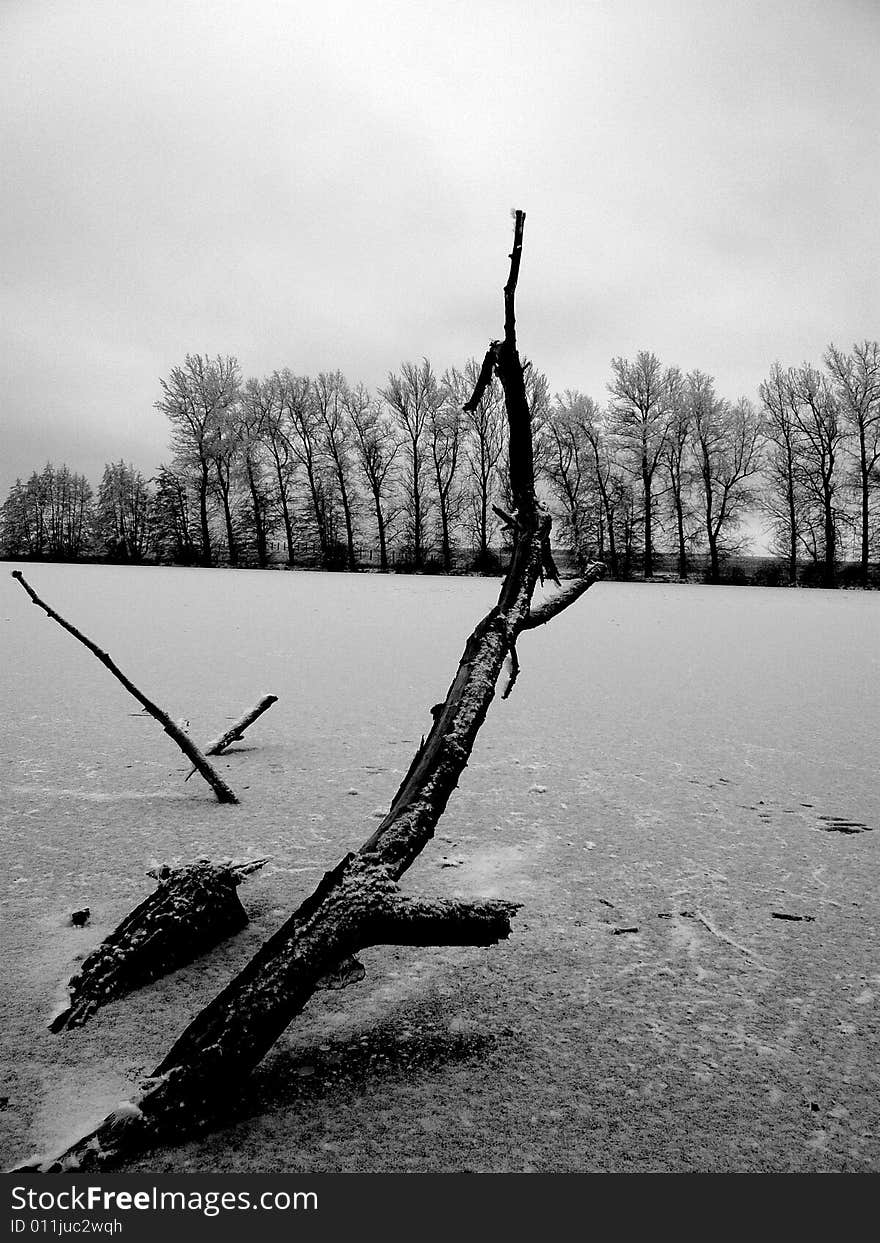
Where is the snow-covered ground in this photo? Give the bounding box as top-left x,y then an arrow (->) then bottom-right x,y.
1,564 -> 878,1171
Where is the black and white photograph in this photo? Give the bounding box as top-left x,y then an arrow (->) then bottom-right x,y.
1,0 -> 878,1211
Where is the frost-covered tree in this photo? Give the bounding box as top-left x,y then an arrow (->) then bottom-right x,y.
346,384 -> 400,572
786,363 -> 846,586
95,461 -> 155,560
237,377 -> 280,568
759,361 -> 804,585
825,341 -> 880,584
660,367 -> 697,580
153,465 -> 198,563
607,351 -> 675,577
381,359 -> 442,568
689,374 -> 763,582
429,383 -> 465,570
155,354 -> 240,566
313,371 -> 359,570
278,369 -> 336,563
544,393 -> 596,568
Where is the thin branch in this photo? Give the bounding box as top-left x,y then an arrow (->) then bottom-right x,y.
205,694 -> 278,756
185,693 -> 278,781
463,346 -> 498,413
11,571 -> 238,804
492,504 -> 518,530
522,564 -> 605,630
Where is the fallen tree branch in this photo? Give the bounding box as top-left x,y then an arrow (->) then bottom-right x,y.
17,210 -> 603,1173
49,860 -> 268,1033
11,571 -> 238,804
184,693 -> 278,781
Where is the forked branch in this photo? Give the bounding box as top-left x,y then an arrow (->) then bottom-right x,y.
16,211 -> 603,1174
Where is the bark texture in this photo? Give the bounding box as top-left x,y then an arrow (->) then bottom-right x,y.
49,860 -> 267,1033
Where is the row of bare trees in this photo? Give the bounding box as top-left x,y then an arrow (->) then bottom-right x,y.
149,353 -> 547,573
541,342 -> 880,586
544,356 -> 763,583
2,463 -> 101,560
760,343 -> 880,586
3,343 -> 878,583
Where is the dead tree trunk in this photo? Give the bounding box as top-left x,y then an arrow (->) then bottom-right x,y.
18,211 -> 603,1173
49,860 -> 268,1033
11,571 -> 238,804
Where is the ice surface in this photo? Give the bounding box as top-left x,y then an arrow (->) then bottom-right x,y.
1,563 -> 878,1170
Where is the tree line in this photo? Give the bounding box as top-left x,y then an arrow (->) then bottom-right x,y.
2,342 -> 878,585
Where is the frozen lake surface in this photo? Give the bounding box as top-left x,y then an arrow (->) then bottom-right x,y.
1,563 -> 878,1171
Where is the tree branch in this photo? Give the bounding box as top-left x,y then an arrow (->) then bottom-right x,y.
366,895 -> 521,947
16,210 -> 605,1175
185,693 -> 278,780
11,571 -> 238,804
522,564 -> 605,630
504,210 -> 525,349
205,694 -> 278,756
462,347 -> 498,414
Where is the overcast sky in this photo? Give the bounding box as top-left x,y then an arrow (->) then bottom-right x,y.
1,0 -> 878,499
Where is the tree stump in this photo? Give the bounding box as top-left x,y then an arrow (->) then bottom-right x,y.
49,860 -> 267,1033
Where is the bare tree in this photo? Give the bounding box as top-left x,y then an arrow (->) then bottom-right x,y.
381,359 -> 441,568
429,384 -> 465,570
759,361 -> 803,585
206,405 -> 242,567
156,355 -> 240,567
544,393 -> 595,567
237,379 -> 276,568
825,341 -> 880,585
258,373 -> 298,565
346,384 -> 400,572
660,368 -> 695,580
690,377 -> 763,582
450,359 -> 507,570
580,408 -> 627,578
278,369 -> 334,562
313,371 -> 358,571
786,363 -> 846,586
607,351 -> 673,577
